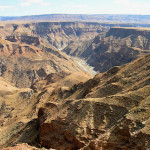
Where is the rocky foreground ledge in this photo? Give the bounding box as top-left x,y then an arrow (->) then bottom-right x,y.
36,53 -> 150,149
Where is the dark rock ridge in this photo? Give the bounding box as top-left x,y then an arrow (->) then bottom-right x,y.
63,27 -> 150,72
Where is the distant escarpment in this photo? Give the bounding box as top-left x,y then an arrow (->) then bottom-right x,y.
0,22 -> 108,50
63,27 -> 150,72
2,14 -> 150,24
1,22 -> 150,51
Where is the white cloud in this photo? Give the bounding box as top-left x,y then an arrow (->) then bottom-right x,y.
61,3 -> 91,14
60,0 -> 150,15
114,0 -> 150,14
114,0 -> 132,6
71,4 -> 89,9
0,5 -> 15,11
20,0 -> 50,6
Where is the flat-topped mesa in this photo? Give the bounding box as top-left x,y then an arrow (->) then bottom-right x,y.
33,21 -> 104,33
106,27 -> 150,38
105,27 -> 150,51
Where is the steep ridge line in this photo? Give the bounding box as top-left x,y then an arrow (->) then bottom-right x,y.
35,53 -> 150,149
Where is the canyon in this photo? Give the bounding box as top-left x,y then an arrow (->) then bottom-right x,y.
0,20 -> 150,150
63,27 -> 150,72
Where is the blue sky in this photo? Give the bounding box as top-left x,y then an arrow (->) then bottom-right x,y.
0,0 -> 150,16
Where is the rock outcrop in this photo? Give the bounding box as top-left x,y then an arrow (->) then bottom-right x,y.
0,77 -> 38,148
1,143 -> 51,150
0,70 -> 91,149
38,99 -> 128,149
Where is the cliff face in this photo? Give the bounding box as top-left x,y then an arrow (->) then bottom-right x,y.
33,22 -> 105,50
0,22 -> 106,50
63,27 -> 150,72
3,22 -> 150,51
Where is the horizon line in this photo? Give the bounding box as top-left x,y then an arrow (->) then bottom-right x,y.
1,13 -> 150,17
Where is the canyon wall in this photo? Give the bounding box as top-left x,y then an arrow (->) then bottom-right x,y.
63,27 -> 150,72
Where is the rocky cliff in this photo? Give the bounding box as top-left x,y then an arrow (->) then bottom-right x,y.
0,22 -> 107,50
2,22 -> 150,51
63,27 -> 150,72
